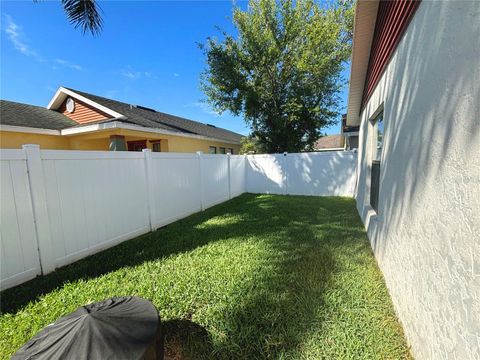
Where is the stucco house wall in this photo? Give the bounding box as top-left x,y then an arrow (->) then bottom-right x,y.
355,2 -> 479,359
0,129 -> 241,154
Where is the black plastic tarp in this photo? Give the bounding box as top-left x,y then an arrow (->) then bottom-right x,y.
12,296 -> 159,360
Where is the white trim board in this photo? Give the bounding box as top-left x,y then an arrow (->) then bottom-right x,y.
0,125 -> 60,135
47,87 -> 126,119
1,122 -> 241,145
61,121 -> 241,145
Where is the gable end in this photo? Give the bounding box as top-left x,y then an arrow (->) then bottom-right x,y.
59,97 -> 112,124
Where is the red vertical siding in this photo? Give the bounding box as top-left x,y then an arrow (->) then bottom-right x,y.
59,97 -> 112,124
362,0 -> 421,109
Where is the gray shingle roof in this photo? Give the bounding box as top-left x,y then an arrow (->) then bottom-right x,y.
67,88 -> 243,143
314,135 -> 345,150
1,90 -> 244,144
0,100 -> 76,130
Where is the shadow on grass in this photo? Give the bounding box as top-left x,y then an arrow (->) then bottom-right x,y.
163,220 -> 340,359
0,194 -> 261,314
162,319 -> 214,360
1,194 -> 359,315
2,194 -> 379,359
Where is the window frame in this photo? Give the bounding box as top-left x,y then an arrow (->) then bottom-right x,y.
127,140 -> 147,152
371,112 -> 384,162
368,105 -> 384,213
151,140 -> 161,152
219,147 -> 226,154
208,146 -> 217,154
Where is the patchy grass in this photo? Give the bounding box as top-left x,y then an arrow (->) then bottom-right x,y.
0,194 -> 411,359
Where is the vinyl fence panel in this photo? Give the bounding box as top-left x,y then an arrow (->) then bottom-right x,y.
201,154 -> 230,208
246,152 -> 357,197
284,152 -> 357,196
149,153 -> 202,229
40,150 -> 150,268
229,155 -> 246,198
0,150 -> 41,289
246,154 -> 286,194
0,147 -> 357,290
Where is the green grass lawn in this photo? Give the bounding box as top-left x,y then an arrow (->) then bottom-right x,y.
0,194 -> 411,359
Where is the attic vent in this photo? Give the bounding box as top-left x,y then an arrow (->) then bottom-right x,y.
206,124 -> 216,128
134,105 -> 156,112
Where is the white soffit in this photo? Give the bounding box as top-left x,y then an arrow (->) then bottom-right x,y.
346,0 -> 379,126
61,121 -> 241,145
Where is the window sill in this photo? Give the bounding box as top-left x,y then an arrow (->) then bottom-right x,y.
364,204 -> 379,223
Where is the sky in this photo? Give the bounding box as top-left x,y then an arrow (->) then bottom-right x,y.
0,1 -> 349,136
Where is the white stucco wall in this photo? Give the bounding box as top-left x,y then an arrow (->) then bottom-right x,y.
355,2 -> 479,359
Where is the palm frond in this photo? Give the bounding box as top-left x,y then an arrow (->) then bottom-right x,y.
61,0 -> 103,36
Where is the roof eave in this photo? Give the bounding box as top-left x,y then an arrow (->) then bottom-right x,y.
61,121 -> 242,145
0,124 -> 61,135
346,0 -> 380,126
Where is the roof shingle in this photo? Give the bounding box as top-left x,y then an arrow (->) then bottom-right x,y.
1,89 -> 244,144
314,135 -> 345,150
66,88 -> 243,143
0,100 -> 76,130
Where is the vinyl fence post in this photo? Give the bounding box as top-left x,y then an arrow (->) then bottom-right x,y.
282,152 -> 288,195
197,151 -> 205,211
22,144 -> 55,274
143,149 -> 156,231
244,154 -> 248,194
227,153 -> 232,199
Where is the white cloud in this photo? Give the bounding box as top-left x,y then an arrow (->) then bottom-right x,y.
4,14 -> 42,61
120,70 -> 140,79
4,15 -> 85,72
173,73 -> 180,77
120,69 -> 152,80
186,101 -> 220,116
54,58 -> 83,71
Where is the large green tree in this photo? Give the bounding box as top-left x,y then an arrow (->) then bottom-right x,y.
201,0 -> 354,153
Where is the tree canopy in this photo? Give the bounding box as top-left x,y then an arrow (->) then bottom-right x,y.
240,135 -> 265,154
201,0 -> 354,153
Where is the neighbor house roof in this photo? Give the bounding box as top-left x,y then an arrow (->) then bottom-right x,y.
0,100 -> 77,130
1,87 -> 244,144
314,135 -> 345,150
68,89 -> 243,143
45,87 -> 243,144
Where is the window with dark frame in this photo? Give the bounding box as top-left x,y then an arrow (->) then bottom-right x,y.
370,111 -> 384,213
209,146 -> 217,154
228,148 -> 234,154
219,147 -> 226,154
127,140 -> 147,152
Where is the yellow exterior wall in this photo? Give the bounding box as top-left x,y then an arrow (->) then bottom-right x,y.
0,129 -> 241,154
0,131 -> 70,150
69,137 -> 110,151
117,129 -> 240,154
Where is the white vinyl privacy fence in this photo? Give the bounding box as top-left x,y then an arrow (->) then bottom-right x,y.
0,146 -> 355,290
246,152 -> 357,196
